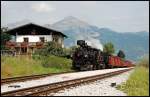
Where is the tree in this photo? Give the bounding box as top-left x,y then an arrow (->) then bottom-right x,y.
103,42 -> 115,55
1,27 -> 11,50
117,50 -> 125,59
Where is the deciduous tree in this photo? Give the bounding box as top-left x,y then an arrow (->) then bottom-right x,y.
103,42 -> 115,55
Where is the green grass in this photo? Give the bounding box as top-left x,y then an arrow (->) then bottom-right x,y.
117,66 -> 149,96
1,55 -> 72,79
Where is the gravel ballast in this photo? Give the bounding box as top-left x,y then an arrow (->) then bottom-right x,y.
1,67 -> 133,93
53,70 -> 134,96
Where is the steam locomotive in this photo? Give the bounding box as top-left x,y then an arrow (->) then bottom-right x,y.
72,40 -> 133,71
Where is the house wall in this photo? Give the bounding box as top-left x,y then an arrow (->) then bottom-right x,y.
15,35 -> 64,47
16,35 -> 52,42
59,36 -> 64,48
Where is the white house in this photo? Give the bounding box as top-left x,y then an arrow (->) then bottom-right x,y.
5,23 -> 67,54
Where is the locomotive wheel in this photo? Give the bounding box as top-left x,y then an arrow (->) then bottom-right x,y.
93,65 -> 97,70
88,65 -> 93,70
102,65 -> 106,69
80,62 -> 93,71
86,61 -> 93,70
97,65 -> 102,69
109,65 -> 113,69
80,65 -> 86,71
97,64 -> 105,69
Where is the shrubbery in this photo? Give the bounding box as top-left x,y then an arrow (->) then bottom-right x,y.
32,41 -> 77,69
1,27 -> 11,50
33,42 -> 68,57
33,42 -> 77,58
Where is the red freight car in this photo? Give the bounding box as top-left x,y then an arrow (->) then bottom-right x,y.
125,60 -> 133,67
108,56 -> 123,67
108,56 -> 134,68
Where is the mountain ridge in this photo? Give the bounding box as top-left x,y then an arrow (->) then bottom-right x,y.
45,16 -> 149,61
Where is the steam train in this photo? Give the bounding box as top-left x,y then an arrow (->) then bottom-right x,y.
72,40 -> 133,71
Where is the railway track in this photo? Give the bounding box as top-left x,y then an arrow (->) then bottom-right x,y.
1,68 -> 133,96
1,71 -> 74,85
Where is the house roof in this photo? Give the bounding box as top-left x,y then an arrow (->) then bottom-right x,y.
5,23 -> 67,37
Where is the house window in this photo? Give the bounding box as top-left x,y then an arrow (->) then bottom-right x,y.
24,37 -> 29,42
52,35 -> 59,43
40,37 -> 45,42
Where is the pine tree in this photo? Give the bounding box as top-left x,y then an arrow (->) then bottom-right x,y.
117,50 -> 125,59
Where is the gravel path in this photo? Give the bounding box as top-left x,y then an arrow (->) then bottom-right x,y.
53,70 -> 134,96
1,67 -> 132,93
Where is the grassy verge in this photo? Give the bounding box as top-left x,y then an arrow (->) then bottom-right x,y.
117,66 -> 149,96
1,55 -> 72,79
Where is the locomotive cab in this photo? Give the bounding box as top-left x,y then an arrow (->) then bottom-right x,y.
77,40 -> 86,46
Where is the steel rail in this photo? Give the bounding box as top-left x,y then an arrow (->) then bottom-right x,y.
1,68 -> 133,96
1,71 -> 74,85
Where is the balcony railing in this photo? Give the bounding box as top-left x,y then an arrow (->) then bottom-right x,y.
5,41 -> 44,48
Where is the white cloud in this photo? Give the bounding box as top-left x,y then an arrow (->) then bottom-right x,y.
31,2 -> 55,12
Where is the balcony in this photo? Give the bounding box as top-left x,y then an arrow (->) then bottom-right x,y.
5,41 -> 44,49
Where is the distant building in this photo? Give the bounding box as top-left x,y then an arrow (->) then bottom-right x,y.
4,23 -> 67,54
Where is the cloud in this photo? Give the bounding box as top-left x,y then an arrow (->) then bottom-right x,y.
31,2 -> 55,12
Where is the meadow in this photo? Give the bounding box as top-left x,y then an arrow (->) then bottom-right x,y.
117,66 -> 149,96
1,55 -> 72,79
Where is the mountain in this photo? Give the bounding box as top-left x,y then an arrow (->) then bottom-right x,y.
45,16 -> 149,61
46,16 -> 104,50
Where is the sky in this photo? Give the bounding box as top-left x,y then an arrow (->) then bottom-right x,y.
1,1 -> 149,32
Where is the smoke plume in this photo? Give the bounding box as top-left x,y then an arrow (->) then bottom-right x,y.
76,31 -> 103,51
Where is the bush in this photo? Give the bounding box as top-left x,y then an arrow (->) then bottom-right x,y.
1,27 -> 11,50
40,55 -> 72,69
33,41 -> 69,57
